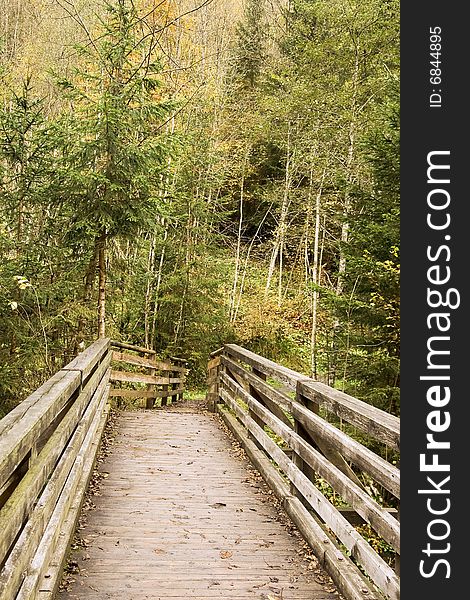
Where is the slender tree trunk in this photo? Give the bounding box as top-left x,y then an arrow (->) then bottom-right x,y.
97,229 -> 107,339
174,199 -> 192,346
310,169 -> 325,379
266,124 -> 292,299
144,235 -> 156,348
336,48 -> 360,296
75,244 -> 99,351
230,164 -> 246,322
331,44 -> 361,383
150,224 -> 168,350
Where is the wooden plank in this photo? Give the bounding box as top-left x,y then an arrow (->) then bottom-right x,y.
111,340 -> 156,355
58,411 -> 340,600
168,356 -> 188,365
291,401 -> 400,498
296,388 -> 365,492
223,345 -> 400,451
0,356 -> 110,565
112,351 -> 187,373
219,387 -> 399,600
209,347 -> 224,358
109,386 -> 184,400
0,371 -> 81,491
37,400 -> 111,599
224,359 -> 293,431
0,373 -> 66,439
222,344 -> 400,450
299,381 -> 400,451
62,338 -> 110,383
110,371 -> 182,386
224,344 -> 303,390
221,357 -> 398,497
0,372 -> 75,439
217,407 -> 383,600
15,385 -> 110,600
0,375 -> 110,600
221,356 -> 291,411
220,374 -> 400,553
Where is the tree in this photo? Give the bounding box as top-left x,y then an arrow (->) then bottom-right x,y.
58,0 -> 175,340
335,89 -> 400,414
233,0 -> 267,89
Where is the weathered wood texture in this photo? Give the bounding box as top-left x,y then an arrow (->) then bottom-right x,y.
210,344 -> 400,600
224,344 -> 399,451
110,370 -> 182,386
59,411 -> 340,600
110,340 -> 156,355
218,407 -> 384,600
0,340 -> 111,600
109,343 -> 188,406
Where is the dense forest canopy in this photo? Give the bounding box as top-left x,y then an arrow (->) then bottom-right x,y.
0,0 -> 399,418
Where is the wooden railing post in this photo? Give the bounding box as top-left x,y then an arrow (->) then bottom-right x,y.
144,348 -> 156,410
206,357 -> 221,412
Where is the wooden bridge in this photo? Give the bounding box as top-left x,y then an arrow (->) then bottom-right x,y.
0,339 -> 400,600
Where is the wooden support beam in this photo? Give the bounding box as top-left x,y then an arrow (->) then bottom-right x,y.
112,351 -> 187,373
109,386 -> 184,400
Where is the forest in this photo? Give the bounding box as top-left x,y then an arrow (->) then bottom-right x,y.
0,0 -> 399,419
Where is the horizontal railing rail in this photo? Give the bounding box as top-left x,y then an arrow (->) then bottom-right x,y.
207,344 -> 400,600
0,338 -> 112,600
109,340 -> 188,408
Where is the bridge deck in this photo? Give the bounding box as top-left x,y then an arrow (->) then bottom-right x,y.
58,406 -> 340,600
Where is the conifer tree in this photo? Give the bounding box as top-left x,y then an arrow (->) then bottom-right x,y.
233,0 -> 267,88
58,0 -> 175,339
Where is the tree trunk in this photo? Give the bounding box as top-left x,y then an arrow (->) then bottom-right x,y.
97,229 -> 107,339
74,244 -> 99,352
230,164 -> 246,322
266,123 -> 292,300
336,47 -> 360,296
144,234 -> 156,348
310,169 -> 325,379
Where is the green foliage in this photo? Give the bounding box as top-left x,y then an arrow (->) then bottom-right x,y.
330,90 -> 400,414
1,1 -> 400,421
232,0 -> 267,89
58,0 -> 175,245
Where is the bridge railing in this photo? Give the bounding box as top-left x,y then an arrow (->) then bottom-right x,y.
0,338 -> 111,600
207,344 -> 400,600
109,340 -> 188,408
0,337 -> 187,599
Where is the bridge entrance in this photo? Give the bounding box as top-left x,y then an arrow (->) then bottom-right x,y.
0,339 -> 399,600
59,406 -> 339,600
